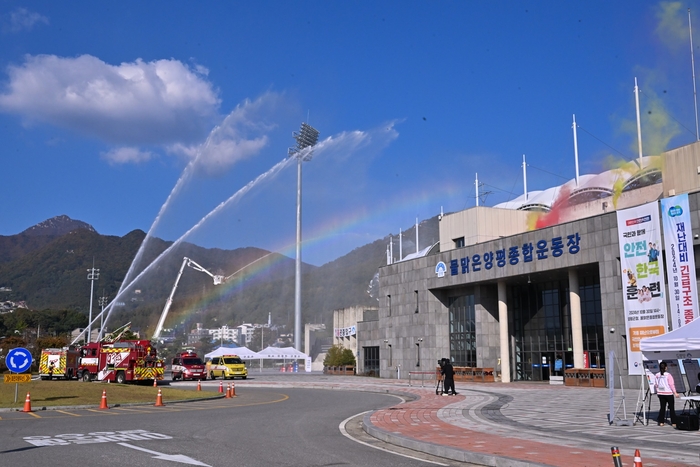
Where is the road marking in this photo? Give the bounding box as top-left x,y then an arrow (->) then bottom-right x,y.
339,410 -> 449,466
118,443 -> 211,466
26,412 -> 41,418
55,410 -> 81,417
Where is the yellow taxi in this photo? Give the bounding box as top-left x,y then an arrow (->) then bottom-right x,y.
206,355 -> 248,380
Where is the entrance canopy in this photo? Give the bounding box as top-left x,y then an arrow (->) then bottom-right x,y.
258,346 -> 308,359
205,346 -> 261,360
640,318 -> 700,360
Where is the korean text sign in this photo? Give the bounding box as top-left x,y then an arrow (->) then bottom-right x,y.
616,202 -> 668,375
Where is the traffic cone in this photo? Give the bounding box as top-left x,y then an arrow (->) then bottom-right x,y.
218,381 -> 223,393
154,388 -> 165,407
231,381 -> 236,397
197,380 -> 202,391
99,389 -> 109,410
22,392 -> 32,412
153,378 -> 157,387
633,449 -> 643,467
225,383 -> 231,398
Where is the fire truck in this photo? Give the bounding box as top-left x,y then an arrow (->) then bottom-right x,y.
171,351 -> 207,381
76,323 -> 164,383
39,347 -> 80,380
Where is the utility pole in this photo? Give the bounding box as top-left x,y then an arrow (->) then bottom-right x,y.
87,261 -> 100,343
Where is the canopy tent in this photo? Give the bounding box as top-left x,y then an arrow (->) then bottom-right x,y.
258,346 -> 308,359
640,318 -> 700,360
205,346 -> 262,360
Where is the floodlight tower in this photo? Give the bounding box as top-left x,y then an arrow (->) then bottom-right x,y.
289,122 -> 320,352
86,263 -> 100,343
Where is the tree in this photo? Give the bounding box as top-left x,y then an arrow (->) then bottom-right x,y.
323,344 -> 356,367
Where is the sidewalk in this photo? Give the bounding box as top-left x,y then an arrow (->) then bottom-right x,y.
235,374 -> 700,467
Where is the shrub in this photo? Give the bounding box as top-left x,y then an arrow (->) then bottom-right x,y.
323,344 -> 356,367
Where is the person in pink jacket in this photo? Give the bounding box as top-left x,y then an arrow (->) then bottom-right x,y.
655,362 -> 680,426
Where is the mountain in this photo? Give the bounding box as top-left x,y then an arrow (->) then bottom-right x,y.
0,215 -> 439,335
21,215 -> 96,237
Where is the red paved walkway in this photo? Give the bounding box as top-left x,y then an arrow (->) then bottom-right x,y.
369,391 -> 696,467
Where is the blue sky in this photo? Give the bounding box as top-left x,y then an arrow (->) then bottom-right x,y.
1,1 -> 699,266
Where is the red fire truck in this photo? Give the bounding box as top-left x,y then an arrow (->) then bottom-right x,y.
77,339 -> 164,384
39,347 -> 81,380
171,351 -> 207,381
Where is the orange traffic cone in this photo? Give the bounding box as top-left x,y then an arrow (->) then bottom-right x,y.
153,378 -> 157,387
154,388 -> 165,407
218,381 -> 223,393
231,381 -> 236,397
225,383 -> 231,398
99,389 -> 109,410
22,392 -> 32,412
197,380 -> 202,391
633,449 -> 643,467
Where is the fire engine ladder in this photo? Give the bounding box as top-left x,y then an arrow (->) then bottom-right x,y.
101,322 -> 132,343
152,257 -> 224,341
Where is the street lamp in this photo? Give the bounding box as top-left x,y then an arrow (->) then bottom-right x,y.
288,122 -> 320,352
87,264 -> 100,343
416,338 -> 423,367
98,292 -> 108,341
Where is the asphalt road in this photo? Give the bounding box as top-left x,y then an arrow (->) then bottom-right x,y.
0,386 -> 469,467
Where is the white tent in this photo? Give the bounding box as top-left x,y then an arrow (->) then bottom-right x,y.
258,346 -> 308,359
205,346 -> 262,360
640,318 -> 700,360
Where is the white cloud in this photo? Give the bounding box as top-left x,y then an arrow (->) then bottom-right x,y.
168,92 -> 285,173
0,54 -> 220,145
1,8 -> 49,34
101,147 -> 154,165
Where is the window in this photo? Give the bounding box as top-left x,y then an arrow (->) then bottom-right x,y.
364,346 -> 380,377
415,290 -> 419,313
448,294 -> 476,367
387,295 -> 392,316
454,237 -> 465,248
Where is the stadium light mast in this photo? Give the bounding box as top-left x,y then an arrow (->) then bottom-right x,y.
86,262 -> 100,343
289,122 -> 320,352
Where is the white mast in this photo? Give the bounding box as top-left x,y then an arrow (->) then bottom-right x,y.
399,228 -> 403,261
690,8 -> 700,141
475,173 -> 479,207
386,244 -> 390,265
389,235 -> 393,265
522,155 -> 528,200
634,77 -> 644,168
415,217 -> 419,253
572,114 -> 580,187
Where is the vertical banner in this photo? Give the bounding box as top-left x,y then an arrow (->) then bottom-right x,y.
617,202 -> 668,375
661,193 -> 699,330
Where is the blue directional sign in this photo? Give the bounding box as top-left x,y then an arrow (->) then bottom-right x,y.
6,347 -> 32,373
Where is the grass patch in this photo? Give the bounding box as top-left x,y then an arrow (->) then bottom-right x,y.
0,380 -> 217,409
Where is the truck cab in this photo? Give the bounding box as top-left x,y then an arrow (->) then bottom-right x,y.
171,351 -> 206,381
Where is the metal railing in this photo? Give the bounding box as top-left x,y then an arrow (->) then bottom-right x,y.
408,370 -> 438,387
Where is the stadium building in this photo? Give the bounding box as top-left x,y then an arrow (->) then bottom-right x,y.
356,141 -> 700,389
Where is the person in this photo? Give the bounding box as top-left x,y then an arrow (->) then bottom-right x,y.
441,358 -> 457,396
655,362 -> 679,426
47,360 -> 55,380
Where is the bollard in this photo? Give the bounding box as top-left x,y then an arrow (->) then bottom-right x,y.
611,446 -> 623,467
